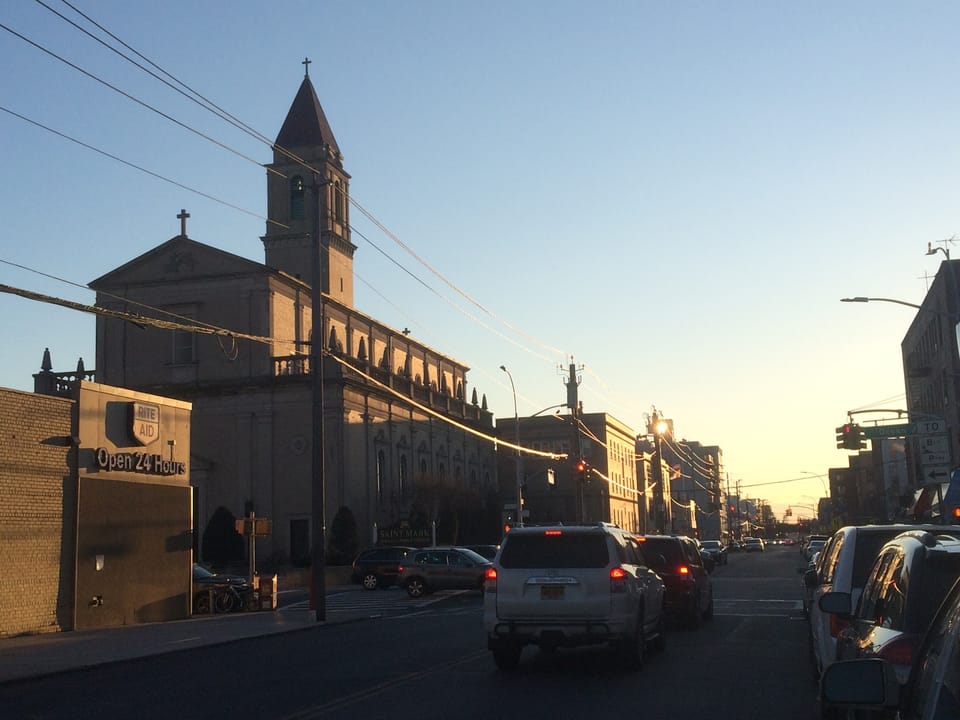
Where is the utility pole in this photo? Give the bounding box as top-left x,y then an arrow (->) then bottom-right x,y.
310,173 -> 327,622
650,409 -> 665,534
564,360 -> 583,521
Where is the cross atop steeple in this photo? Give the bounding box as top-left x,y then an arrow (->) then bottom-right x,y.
302,57 -> 311,77
177,209 -> 190,237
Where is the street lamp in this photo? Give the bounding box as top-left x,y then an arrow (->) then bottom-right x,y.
800,470 -> 829,498
500,365 -> 523,527
840,297 -> 922,310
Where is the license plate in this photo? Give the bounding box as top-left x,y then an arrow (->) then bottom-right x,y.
541,585 -> 564,600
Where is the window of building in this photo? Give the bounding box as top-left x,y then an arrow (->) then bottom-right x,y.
376,450 -> 386,503
399,455 -> 409,502
291,176 -> 305,220
173,324 -> 196,365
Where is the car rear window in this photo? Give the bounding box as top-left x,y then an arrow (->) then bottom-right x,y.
852,532 -> 907,585
499,533 -> 610,569
639,538 -> 684,564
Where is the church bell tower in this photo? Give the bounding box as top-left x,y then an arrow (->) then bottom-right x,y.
261,60 -> 355,307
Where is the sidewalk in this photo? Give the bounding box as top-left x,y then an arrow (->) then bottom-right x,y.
0,585 -> 358,685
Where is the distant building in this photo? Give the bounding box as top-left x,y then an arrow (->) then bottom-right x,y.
496,411 -> 639,532
89,69 -> 498,565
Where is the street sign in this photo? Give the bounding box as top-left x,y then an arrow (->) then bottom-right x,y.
861,423 -> 915,439
921,452 -> 950,465
924,466 -> 951,482
919,435 -> 950,454
917,419 -> 947,435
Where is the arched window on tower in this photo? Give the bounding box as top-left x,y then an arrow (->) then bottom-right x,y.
334,180 -> 345,224
290,176 -> 305,220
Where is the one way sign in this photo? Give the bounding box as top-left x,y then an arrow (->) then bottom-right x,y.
925,466 -> 950,482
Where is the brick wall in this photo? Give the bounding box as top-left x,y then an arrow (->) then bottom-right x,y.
0,388 -> 74,636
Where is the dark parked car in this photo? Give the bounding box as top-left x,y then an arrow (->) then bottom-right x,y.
821,529 -> 960,686
639,534 -> 713,628
821,574 -> 960,719
464,544 -> 500,560
398,547 -> 492,598
351,546 -> 415,590
193,564 -> 257,613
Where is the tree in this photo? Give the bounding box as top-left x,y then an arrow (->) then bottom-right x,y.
326,506 -> 359,565
201,506 -> 244,567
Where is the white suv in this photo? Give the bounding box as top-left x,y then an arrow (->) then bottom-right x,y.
483,523 -> 666,670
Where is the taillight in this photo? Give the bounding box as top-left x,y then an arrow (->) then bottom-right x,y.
545,529 -> 563,536
484,566 -> 498,593
678,566 -> 690,576
877,636 -> 915,666
397,565 -> 405,573
610,566 -> 627,593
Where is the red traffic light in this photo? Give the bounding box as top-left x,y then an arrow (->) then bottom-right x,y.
575,459 -> 586,473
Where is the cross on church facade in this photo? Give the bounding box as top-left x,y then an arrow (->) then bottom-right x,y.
177,209 -> 190,237
302,57 -> 311,76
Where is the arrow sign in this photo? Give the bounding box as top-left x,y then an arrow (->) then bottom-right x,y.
925,466 -> 950,481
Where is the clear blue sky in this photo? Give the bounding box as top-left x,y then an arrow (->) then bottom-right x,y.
3,1 -> 957,517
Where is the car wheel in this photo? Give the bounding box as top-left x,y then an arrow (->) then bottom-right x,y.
491,640 -> 522,671
406,578 -> 427,598
617,613 -> 645,670
361,573 -> 379,591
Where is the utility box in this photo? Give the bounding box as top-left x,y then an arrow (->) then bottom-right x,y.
259,574 -> 278,611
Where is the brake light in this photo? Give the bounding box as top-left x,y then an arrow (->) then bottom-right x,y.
545,530 -> 563,536
678,566 -> 690,576
397,565 -> 405,573
484,566 -> 497,593
877,636 -> 915,666
610,566 -> 628,593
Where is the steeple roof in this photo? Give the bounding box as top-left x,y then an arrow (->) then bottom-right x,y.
274,74 -> 340,154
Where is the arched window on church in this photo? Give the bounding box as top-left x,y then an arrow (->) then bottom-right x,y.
376,450 -> 386,503
290,176 -> 305,220
399,455 -> 409,503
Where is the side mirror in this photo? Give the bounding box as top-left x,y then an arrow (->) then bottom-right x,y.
821,659 -> 900,710
819,591 -> 853,616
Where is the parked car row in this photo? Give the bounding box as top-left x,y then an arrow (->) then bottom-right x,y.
350,545 -> 493,597
802,522 -> 960,718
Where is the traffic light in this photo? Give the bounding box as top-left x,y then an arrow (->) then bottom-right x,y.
836,423 -> 865,450
575,458 -> 586,479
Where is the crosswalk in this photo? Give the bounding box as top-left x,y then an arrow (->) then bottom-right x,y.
282,589 -> 466,616
713,598 -> 805,618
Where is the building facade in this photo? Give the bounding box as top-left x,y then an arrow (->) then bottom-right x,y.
496,411 -> 640,532
1,375 -> 192,637
90,70 -> 498,565
901,257 -> 960,492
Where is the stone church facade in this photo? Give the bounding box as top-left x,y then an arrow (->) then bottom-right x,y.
90,69 -> 498,566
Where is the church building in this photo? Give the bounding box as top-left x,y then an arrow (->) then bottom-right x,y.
89,66 -> 499,566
